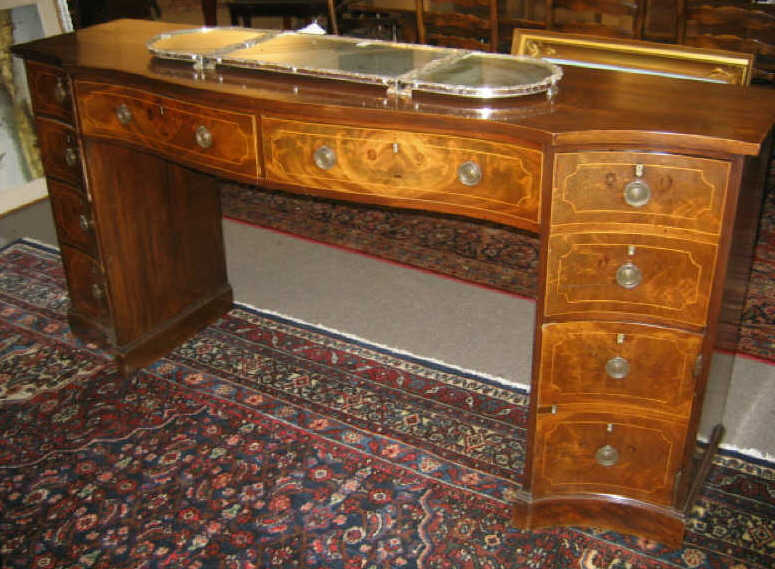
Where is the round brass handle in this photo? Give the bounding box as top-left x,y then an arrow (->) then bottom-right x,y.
195,125 -> 213,149
78,214 -> 93,232
91,283 -> 104,300
458,160 -> 482,187
623,179 -> 651,208
595,444 -> 619,467
64,147 -> 78,168
54,78 -> 68,105
116,104 -> 132,125
616,261 -> 642,289
313,145 -> 336,170
605,356 -> 630,379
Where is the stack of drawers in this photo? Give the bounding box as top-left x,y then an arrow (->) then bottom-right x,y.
27,62 -> 112,341
532,150 -> 731,508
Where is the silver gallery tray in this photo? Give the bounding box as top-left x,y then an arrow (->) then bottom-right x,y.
147,27 -> 563,100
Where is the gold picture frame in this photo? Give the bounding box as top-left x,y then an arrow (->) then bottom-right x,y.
511,29 -> 754,87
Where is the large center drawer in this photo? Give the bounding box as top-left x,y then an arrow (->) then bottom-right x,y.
262,117 -> 543,228
75,81 -> 259,181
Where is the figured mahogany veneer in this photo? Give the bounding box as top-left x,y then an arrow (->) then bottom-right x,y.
26,61 -> 72,123
47,179 -> 98,257
532,411 -> 687,505
35,118 -> 82,187
12,19 -> 775,548
262,117 -> 543,228
551,152 -> 730,233
77,81 -> 260,182
545,232 -> 718,327
538,321 -> 701,416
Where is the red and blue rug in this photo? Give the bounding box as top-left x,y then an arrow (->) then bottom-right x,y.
1,240 -> 773,568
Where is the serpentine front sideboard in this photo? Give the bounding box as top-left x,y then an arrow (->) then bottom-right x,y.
12,19 -> 775,547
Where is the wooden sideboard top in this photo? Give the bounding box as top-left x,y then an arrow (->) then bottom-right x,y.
12,19 -> 775,156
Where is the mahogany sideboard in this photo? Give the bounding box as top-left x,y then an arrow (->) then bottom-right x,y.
12,19 -> 775,547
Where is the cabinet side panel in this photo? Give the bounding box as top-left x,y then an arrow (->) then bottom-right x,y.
84,139 -> 229,347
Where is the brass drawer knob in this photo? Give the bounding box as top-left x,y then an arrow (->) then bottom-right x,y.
78,214 -> 93,232
54,78 -> 68,105
91,283 -> 104,300
195,125 -> 213,149
605,356 -> 630,379
595,444 -> 619,467
623,179 -> 651,208
64,147 -> 78,168
458,160 -> 482,186
616,261 -> 642,289
313,145 -> 336,170
116,103 -> 132,125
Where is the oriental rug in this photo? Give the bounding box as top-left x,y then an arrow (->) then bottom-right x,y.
1,240 -> 774,569
220,160 -> 775,362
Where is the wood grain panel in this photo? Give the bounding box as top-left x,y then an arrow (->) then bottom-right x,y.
532,411 -> 686,505
25,61 -> 72,122
84,140 -> 230,347
552,152 -> 730,233
76,81 -> 259,182
48,179 -> 97,256
262,116 -> 543,228
35,117 -> 81,186
538,321 -> 702,417
544,232 -> 718,327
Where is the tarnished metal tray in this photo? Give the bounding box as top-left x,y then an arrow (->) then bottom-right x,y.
147,28 -> 563,100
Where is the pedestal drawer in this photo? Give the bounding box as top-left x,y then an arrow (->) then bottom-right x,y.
538,321 -> 701,417
26,61 -> 73,122
545,232 -> 718,327
532,411 -> 686,505
60,245 -> 110,327
76,81 -> 259,181
35,118 -> 81,186
48,180 -> 97,256
551,152 -> 730,234
262,117 -> 543,228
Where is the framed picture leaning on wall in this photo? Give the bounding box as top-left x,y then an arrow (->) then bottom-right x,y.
0,0 -> 71,216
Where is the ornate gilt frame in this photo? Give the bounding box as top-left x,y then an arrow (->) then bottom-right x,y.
511,29 -> 754,86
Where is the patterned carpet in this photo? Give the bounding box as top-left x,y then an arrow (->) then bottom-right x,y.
221,159 -> 775,362
1,240 -> 774,568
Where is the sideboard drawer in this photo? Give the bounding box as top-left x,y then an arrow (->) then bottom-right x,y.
26,61 -> 73,123
532,412 -> 686,505
545,232 -> 718,327
551,152 -> 730,234
75,81 -> 259,181
35,118 -> 81,186
538,321 -> 701,417
48,180 -> 97,256
60,245 -> 110,327
262,117 -> 543,227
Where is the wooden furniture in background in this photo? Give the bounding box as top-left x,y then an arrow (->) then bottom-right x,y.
415,0 -> 499,51
680,1 -> 775,83
512,28 -> 754,85
13,19 -> 775,547
224,0 -> 330,29
544,0 -> 647,38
